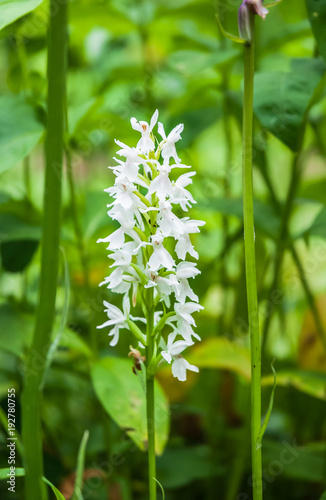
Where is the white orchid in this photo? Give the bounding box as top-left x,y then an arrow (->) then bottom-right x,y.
97,301 -> 129,346
97,110 -> 204,381
130,109 -> 158,154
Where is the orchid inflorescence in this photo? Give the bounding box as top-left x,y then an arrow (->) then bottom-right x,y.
97,110 -> 204,382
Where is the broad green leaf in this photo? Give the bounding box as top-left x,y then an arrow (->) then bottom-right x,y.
72,430 -> 89,500
253,58 -> 326,151
0,0 -> 44,31
91,357 -> 170,455
306,0 -> 326,62
0,95 -> 44,173
187,337 -> 251,380
262,370 -> 326,401
320,492 -> 326,500
200,197 -> 280,239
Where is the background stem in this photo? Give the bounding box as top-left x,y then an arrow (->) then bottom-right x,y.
242,14 -> 262,500
21,2 -> 67,499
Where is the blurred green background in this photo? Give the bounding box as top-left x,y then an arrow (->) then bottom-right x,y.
0,0 -> 326,498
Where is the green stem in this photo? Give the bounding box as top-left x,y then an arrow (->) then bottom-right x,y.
242,14 -> 262,500
146,292 -> 156,500
21,2 -> 67,500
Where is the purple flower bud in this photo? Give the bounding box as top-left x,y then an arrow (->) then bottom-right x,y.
238,0 -> 269,41
238,1 -> 251,41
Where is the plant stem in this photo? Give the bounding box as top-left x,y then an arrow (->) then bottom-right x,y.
146,290 -> 156,500
21,2 -> 67,499
242,14 -> 262,500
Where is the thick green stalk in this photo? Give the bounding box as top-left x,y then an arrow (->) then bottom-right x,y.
242,15 -> 262,500
146,290 -> 156,500
21,2 -> 67,500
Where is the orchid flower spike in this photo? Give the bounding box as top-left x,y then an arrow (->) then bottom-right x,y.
97,110 -> 204,381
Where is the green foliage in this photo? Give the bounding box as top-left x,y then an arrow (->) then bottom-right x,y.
262,370 -> 326,401
0,0 -> 44,31
0,0 -> 326,498
187,337 -> 251,380
0,95 -> 44,174
91,357 -> 170,454
253,58 -> 326,151
306,0 -> 326,62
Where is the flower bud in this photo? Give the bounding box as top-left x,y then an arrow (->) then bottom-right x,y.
238,1 -> 251,42
238,0 -> 269,41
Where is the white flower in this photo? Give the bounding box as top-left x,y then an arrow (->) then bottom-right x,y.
145,270 -> 178,298
157,200 -> 185,238
148,232 -> 175,272
174,302 -> 203,325
171,357 -> 199,381
98,110 -> 204,382
97,301 -> 128,346
147,161 -> 173,201
161,331 -> 193,364
174,262 -> 200,304
171,172 -> 196,211
158,122 -> 184,164
130,109 -> 158,154
106,177 -> 139,210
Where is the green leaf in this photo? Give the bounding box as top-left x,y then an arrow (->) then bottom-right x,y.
319,492 -> 326,500
0,213 -> 41,242
306,0 -> 326,62
0,467 -> 25,480
262,370 -> 326,401
1,239 -> 39,272
0,95 -> 44,173
253,58 -> 326,151
42,477 -> 66,500
0,199 -> 41,272
200,197 -> 280,239
0,0 -> 44,31
0,468 -> 68,499
187,337 -> 251,381
91,357 -> 170,455
72,430 -> 89,500
306,205 -> 326,239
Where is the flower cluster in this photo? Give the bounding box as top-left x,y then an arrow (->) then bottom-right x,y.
97,110 -> 204,381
